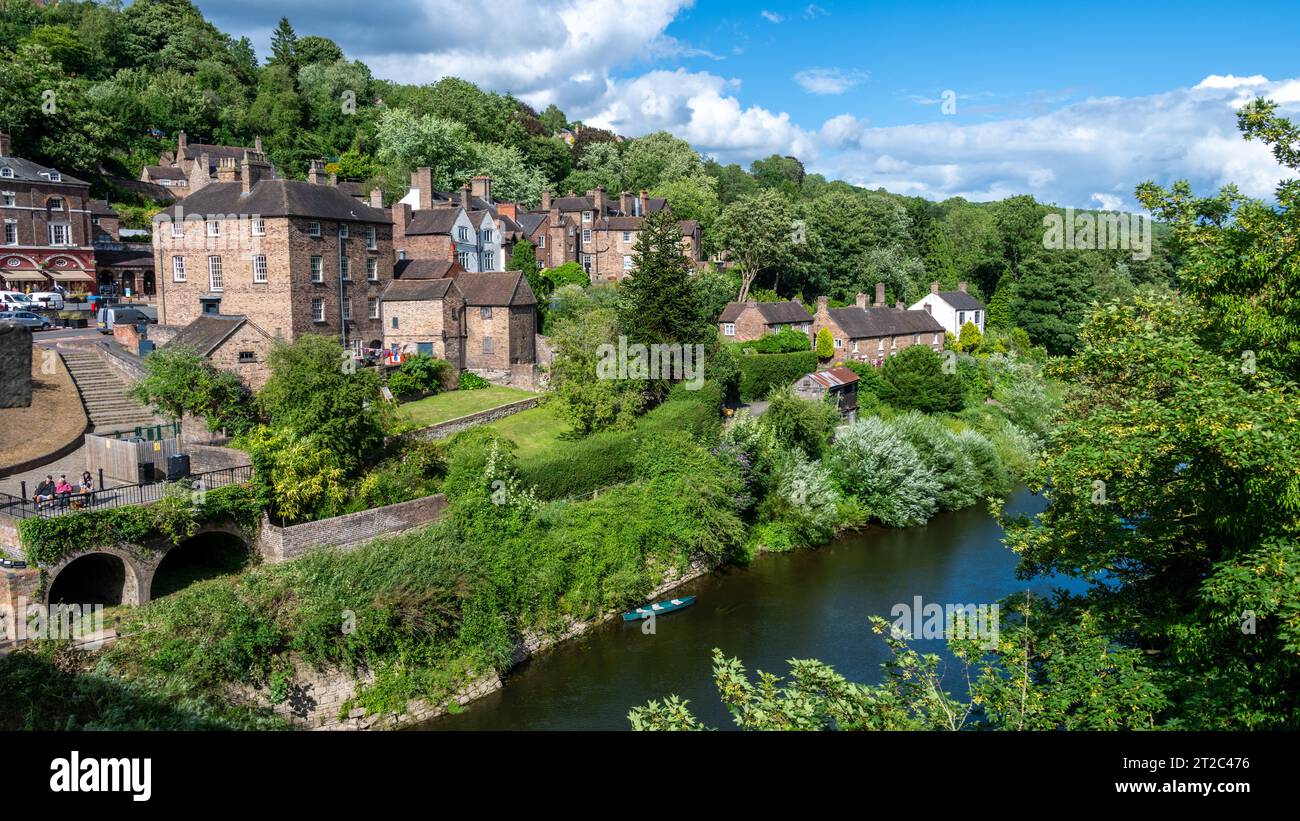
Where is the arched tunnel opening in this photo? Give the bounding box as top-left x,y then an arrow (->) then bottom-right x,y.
47,553 -> 130,606
150,531 -> 253,600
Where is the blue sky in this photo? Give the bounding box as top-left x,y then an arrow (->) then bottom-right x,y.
196,0 -> 1300,210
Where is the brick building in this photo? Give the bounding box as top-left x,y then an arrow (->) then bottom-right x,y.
141,131 -> 277,198
164,313 -> 277,390
393,169 -> 515,272
717,299 -> 813,342
0,133 -> 97,295
811,283 -> 947,365
152,154 -> 394,358
382,260 -> 466,366
457,271 -> 537,371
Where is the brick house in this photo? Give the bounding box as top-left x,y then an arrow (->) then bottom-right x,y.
152,154 -> 394,358
164,313 -> 277,390
908,281 -> 986,337
457,272 -> 538,371
793,367 -> 860,422
382,260 -> 466,367
811,283 -> 946,365
393,169 -> 515,272
142,131 -> 276,198
717,298 -> 813,342
515,208 -> 579,269
0,133 -> 97,295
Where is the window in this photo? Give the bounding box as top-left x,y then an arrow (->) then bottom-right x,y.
482,337 -> 494,354
172,256 -> 186,282
4,221 -> 17,245
340,256 -> 350,280
582,254 -> 592,273
852,341 -> 860,353
913,334 -> 920,344
48,223 -> 71,245
171,220 -> 184,238
342,299 -> 351,320
312,298 -> 325,322
251,218 -> 265,236
207,220 -> 220,237
957,311 -> 965,326
0,168 -> 12,178
538,235 -> 546,248
974,310 -> 982,325
366,258 -> 378,280
480,307 -> 492,320
398,250 -> 406,260
208,256 -> 223,290
622,231 -> 632,242
582,211 -> 591,223
582,228 -> 591,243
723,323 -> 735,337
238,351 -> 255,363
47,171 -> 61,182
891,336 -> 898,348
878,338 -> 885,352
307,221 -> 321,237
253,254 -> 268,283
368,297 -> 379,319
47,197 -> 63,210
482,251 -> 494,270
366,226 -> 376,249
2,192 -> 13,207
338,224 -> 349,240
310,256 -> 323,282
834,338 -> 843,349
457,251 -> 471,269
391,316 -> 399,329
481,228 -> 493,243
457,226 -> 470,242
91,216 -> 100,226
622,255 -> 633,271
933,333 -> 941,344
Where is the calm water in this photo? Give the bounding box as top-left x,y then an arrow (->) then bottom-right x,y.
427,488 -> 1080,731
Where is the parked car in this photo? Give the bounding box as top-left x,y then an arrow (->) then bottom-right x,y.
0,291 -> 34,309
0,310 -> 52,330
27,291 -> 65,310
96,305 -> 150,334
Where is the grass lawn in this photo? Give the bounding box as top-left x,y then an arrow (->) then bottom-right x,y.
397,386 -> 537,428
483,404 -> 572,461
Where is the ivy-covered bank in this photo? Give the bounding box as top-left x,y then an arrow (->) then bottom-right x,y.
0,349 -> 1054,730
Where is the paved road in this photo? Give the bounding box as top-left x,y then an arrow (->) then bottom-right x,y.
34,327 -> 103,344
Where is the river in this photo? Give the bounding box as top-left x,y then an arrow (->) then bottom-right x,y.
426,487 -> 1081,730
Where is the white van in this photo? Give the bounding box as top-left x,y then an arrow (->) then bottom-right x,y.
0,291 -> 34,309
28,291 -> 64,310
96,305 -> 149,334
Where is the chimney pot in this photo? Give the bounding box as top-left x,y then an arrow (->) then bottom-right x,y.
958,281 -> 968,293
541,189 -> 552,211
816,295 -> 829,313
855,292 -> 868,309
460,183 -> 471,210
931,280 -> 940,295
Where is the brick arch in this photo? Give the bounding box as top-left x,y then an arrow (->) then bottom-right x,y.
149,524 -> 253,600
44,546 -> 150,607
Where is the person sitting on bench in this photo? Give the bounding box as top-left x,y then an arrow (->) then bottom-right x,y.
54,475 -> 74,508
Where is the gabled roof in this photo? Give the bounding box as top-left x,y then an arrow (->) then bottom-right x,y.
383,277 -> 458,302
182,143 -> 254,164
405,207 -> 462,235
0,156 -> 88,186
828,306 -> 946,339
165,314 -> 266,357
456,271 -> 537,307
718,300 -> 813,324
939,290 -> 984,311
157,180 -> 391,224
394,259 -> 460,280
517,213 -> 547,235
89,199 -> 118,216
143,165 -> 188,181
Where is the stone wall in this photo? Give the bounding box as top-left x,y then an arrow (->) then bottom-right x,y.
183,442 -> 250,473
401,396 -> 539,443
255,493 -> 447,563
0,323 -> 32,408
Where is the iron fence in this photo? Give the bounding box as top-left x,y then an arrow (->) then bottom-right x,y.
0,464 -> 253,520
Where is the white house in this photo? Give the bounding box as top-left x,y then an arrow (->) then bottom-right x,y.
909,281 -> 985,337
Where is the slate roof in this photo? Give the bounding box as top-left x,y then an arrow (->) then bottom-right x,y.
393,259 -> 459,280
828,306 -> 946,339
165,314 -> 255,357
717,300 -> 813,325
517,213 -> 547,235
89,199 -> 118,216
455,271 -> 537,307
157,180 -> 391,224
143,165 -> 187,181
0,156 -> 88,186
383,278 -> 457,302
939,290 -> 984,311
405,208 -> 461,235
182,143 -> 253,164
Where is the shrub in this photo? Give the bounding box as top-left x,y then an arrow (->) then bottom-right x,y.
878,345 -> 963,413
739,327 -> 811,354
827,417 -> 941,527
761,386 -> 840,458
889,411 -> 980,511
736,350 -> 818,402
753,446 -> 842,551
392,355 -> 452,397
457,372 -> 491,390
815,327 -> 834,359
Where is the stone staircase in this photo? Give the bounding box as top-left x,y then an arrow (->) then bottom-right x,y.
60,350 -> 159,432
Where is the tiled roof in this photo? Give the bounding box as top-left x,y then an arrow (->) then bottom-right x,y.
394,259 -> 459,280
718,300 -> 812,324
456,271 -> 537,307
803,367 -> 860,389
517,213 -> 547,235
383,278 -> 457,302
157,180 -> 391,224
828,306 -> 946,339
143,165 -> 188,180
89,199 -> 118,216
939,290 -> 984,311
405,208 -> 461,235
0,156 -> 88,186
165,314 -> 251,357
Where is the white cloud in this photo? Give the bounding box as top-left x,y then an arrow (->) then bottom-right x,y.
761,10 -> 784,23
794,68 -> 870,96
1194,74 -> 1270,90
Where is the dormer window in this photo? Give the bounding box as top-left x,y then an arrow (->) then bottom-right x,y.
0,168 -> 12,178
46,170 -> 61,182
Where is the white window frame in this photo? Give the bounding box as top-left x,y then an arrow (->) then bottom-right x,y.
834,338 -> 843,349
171,220 -> 184,238
366,226 -> 376,250
457,226 -> 470,242
342,298 -> 351,321
47,170 -> 61,182
310,255 -> 323,282
482,251 -> 494,270
538,235 -> 546,248
307,221 -> 321,237
253,254 -> 268,283
723,323 -> 735,337
208,255 -> 224,291
3,220 -> 16,245
207,220 -> 221,238
457,251 -> 471,270
48,223 -> 72,246
366,257 -> 378,280
0,168 -> 12,178
2,191 -> 13,207
582,211 -> 591,224
172,256 -> 186,282
582,228 -> 591,243
47,197 -> 63,210
339,223 -> 349,240
623,255 -> 633,271
311,297 -> 325,322
340,256 -> 350,280
368,297 -> 379,319
251,218 -> 265,237
622,231 -> 632,242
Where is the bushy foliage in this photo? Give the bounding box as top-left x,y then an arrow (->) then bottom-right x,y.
456,371 -> 491,390
739,327 -> 811,354
815,327 -> 834,359
736,350 -> 819,402
889,411 -> 981,510
760,386 -> 840,458
827,417 -> 941,527
131,344 -> 258,435
878,345 -> 963,413
388,355 -> 452,399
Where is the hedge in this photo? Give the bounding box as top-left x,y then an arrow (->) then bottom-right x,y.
737,351 -> 819,402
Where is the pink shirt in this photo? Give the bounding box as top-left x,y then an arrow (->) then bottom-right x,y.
55,480 -> 73,494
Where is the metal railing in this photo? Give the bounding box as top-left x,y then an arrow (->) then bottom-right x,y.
0,464 -> 253,520
97,421 -> 183,441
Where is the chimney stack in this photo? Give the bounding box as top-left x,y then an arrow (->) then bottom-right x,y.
460,183 -> 471,210
0,133 -> 10,158
816,295 -> 829,314
369,188 -> 384,209
329,172 -> 338,186
619,191 -> 633,214
392,202 -> 411,242
593,186 -> 606,216
216,156 -> 238,183
895,300 -> 904,311
497,202 -> 517,221
958,281 -> 968,293
930,280 -> 940,295
307,159 -> 325,185
874,282 -> 885,308
855,292 -> 868,309
241,150 -> 271,193
411,167 -> 433,211
541,189 -> 552,211
638,189 -> 648,217
177,130 -> 188,157
470,175 -> 491,204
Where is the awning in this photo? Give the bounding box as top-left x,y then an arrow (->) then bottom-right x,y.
0,271 -> 47,282
47,270 -> 94,282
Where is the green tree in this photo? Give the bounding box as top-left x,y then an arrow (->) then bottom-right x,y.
814,327 -> 834,359
878,345 -> 962,413
511,238 -> 545,301
546,307 -> 645,434
130,344 -> 258,435
716,189 -> 799,302
267,16 -> 297,71
617,208 -> 704,350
